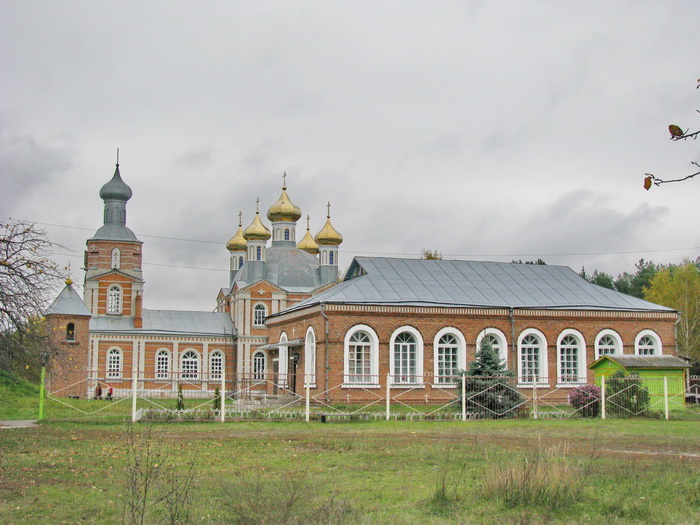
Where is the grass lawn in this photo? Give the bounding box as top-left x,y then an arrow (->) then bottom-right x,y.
1,419 -> 700,524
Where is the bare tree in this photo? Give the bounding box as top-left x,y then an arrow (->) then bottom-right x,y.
0,219 -> 65,374
644,79 -> 700,189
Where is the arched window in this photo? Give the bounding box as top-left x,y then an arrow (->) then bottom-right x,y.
253,304 -> 267,326
557,330 -> 586,385
106,348 -> 122,379
181,350 -> 200,380
107,285 -> 122,314
66,323 -> 75,342
344,325 -> 379,386
252,351 -> 267,380
518,329 -> 548,385
256,246 -> 262,261
329,251 -> 335,265
475,328 -> 508,366
635,330 -> 662,355
210,351 -> 223,380
433,328 -> 466,384
238,256 -> 244,267
305,327 -> 316,386
595,329 -> 622,358
156,349 -> 170,380
390,327 -> 424,385
284,229 -> 290,241
111,248 -> 121,269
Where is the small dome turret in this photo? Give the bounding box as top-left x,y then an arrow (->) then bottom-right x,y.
244,199 -> 272,241
267,173 -> 302,223
226,211 -> 247,251
99,164 -> 133,201
314,202 -> 343,246
297,216 -> 319,255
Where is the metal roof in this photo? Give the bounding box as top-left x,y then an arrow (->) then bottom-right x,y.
90,309 -> 236,337
273,257 -> 676,315
234,246 -> 323,291
590,355 -> 690,369
45,284 -> 92,316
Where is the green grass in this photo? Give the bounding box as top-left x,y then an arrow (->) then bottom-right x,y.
1,419 -> 700,524
0,370 -> 40,419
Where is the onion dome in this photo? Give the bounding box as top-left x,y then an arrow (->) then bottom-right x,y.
226,211 -> 247,251
297,216 -> 319,255
267,173 -> 302,223
99,164 -> 133,201
314,202 -> 343,246
244,199 -> 271,241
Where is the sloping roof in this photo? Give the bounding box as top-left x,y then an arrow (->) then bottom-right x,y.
90,309 -> 236,337
45,284 -> 92,316
590,355 -> 690,369
272,257 -> 676,316
233,246 -> 323,292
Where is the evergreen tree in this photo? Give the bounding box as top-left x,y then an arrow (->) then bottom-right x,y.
176,383 -> 185,411
213,386 -> 221,411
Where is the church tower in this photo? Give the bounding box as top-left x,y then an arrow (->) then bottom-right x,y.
315,202 -> 343,284
83,161 -> 144,326
267,173 -> 302,247
226,211 -> 247,287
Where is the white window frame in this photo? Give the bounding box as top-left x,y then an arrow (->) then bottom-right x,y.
252,351 -> 267,380
253,303 -> 267,326
181,349 -> 200,380
111,248 -> 121,269
556,329 -> 587,387
389,326 -> 424,387
343,324 -> 379,387
107,284 -> 122,314
594,329 -> 622,359
210,351 -> 224,381
304,326 -> 316,387
106,347 -> 122,379
517,328 -> 548,387
635,329 -> 662,356
433,327 -> 466,385
278,333 -> 288,387
475,327 -> 509,367
156,349 -> 170,380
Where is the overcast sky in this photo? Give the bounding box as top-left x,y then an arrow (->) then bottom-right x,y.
2,1 -> 699,311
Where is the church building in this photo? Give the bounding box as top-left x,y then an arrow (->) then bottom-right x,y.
45,162 -> 679,402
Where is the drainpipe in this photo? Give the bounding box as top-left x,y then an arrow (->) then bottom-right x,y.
321,304 -> 330,404
509,308 -> 516,373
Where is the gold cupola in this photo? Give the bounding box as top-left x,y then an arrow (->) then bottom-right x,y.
226,211 -> 248,251
244,199 -> 272,241
267,172 -> 302,223
297,215 -> 320,255
314,202 -> 343,246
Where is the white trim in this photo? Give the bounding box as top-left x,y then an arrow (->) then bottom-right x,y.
253,303 -> 267,327
517,328 -> 549,386
304,326 -> 316,387
180,348 -> 201,380
155,348 -> 170,380
106,346 -> 123,379
343,324 -> 379,387
475,327 -> 509,367
107,284 -> 123,315
433,327 -> 466,384
389,325 -> 424,386
594,329 -> 623,359
555,329 -> 587,386
635,329 -> 663,356
209,350 -> 224,380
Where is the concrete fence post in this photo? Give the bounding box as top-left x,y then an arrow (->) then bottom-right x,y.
532,379 -> 538,420
601,375 -> 606,420
461,375 -> 466,422
386,373 -> 391,421
305,382 -> 310,423
131,369 -> 138,423
220,370 -> 226,423
664,376 -> 669,420
38,367 -> 46,420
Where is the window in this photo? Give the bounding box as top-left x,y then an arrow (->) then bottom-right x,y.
635,330 -> 662,355
329,251 -> 335,265
156,349 -> 170,380
210,351 -> 223,380
433,328 -> 466,384
253,304 -> 267,326
475,328 -> 508,366
305,327 -> 316,386
107,285 -> 122,314
256,246 -> 262,261
107,348 -> 122,379
390,327 -> 423,385
181,350 -> 200,380
238,256 -> 244,267
557,330 -> 586,385
518,329 -> 548,385
66,323 -> 75,342
111,248 -> 120,269
344,325 -> 379,386
595,330 -> 622,358
252,351 -> 267,380
284,229 -> 290,241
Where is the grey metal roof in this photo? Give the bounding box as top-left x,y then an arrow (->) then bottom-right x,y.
45,283 -> 92,316
90,309 -> 236,337
273,257 -> 676,315
89,223 -> 140,242
591,355 -> 690,369
234,246 -> 323,291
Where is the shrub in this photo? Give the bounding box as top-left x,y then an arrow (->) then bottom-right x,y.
605,370 -> 651,417
213,386 -> 221,411
175,383 -> 185,411
568,384 -> 601,417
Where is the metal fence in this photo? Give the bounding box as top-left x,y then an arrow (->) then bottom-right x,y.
40,370 -> 700,422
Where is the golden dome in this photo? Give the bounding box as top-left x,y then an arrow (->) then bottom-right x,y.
297,216 -> 319,254
226,212 -> 247,251
267,173 -> 302,223
314,203 -> 343,246
244,199 -> 271,241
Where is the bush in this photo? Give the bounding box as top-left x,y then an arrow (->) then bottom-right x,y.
568,385 -> 601,417
605,370 -> 651,417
